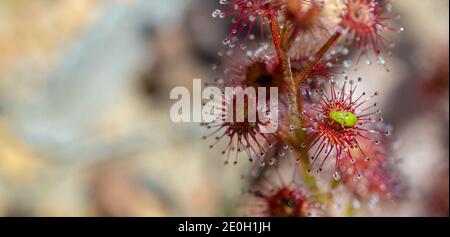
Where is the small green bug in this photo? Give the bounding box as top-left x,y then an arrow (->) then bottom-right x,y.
329,110 -> 358,127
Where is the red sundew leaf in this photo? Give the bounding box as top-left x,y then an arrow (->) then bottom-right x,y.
299,77 -> 385,180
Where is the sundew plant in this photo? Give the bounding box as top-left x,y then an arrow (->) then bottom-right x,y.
204,0 -> 404,216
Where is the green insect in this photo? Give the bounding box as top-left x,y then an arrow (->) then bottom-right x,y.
329,110 -> 358,127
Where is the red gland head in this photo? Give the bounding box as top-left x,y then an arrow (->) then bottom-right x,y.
215,45 -> 287,92
285,0 -> 339,52
341,139 -> 402,201
239,156 -> 319,217
287,0 -> 324,30
286,0 -> 329,40
300,77 -> 384,180
243,59 -> 283,90
214,0 -> 286,43
202,87 -> 277,165
267,187 -> 308,217
339,0 -> 402,57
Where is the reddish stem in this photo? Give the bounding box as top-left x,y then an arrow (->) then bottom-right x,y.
269,15 -> 283,64
294,31 -> 342,86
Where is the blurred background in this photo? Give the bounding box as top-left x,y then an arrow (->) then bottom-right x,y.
0,0 -> 448,216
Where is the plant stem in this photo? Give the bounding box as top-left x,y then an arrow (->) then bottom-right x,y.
270,16 -> 299,124
294,31 -> 342,86
269,15 -> 283,65
269,17 -> 318,191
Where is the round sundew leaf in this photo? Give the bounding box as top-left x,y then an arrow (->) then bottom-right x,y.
329,110 -> 358,127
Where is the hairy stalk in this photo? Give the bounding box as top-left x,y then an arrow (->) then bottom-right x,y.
269,15 -> 283,64
269,17 -> 318,190
269,16 -> 299,129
